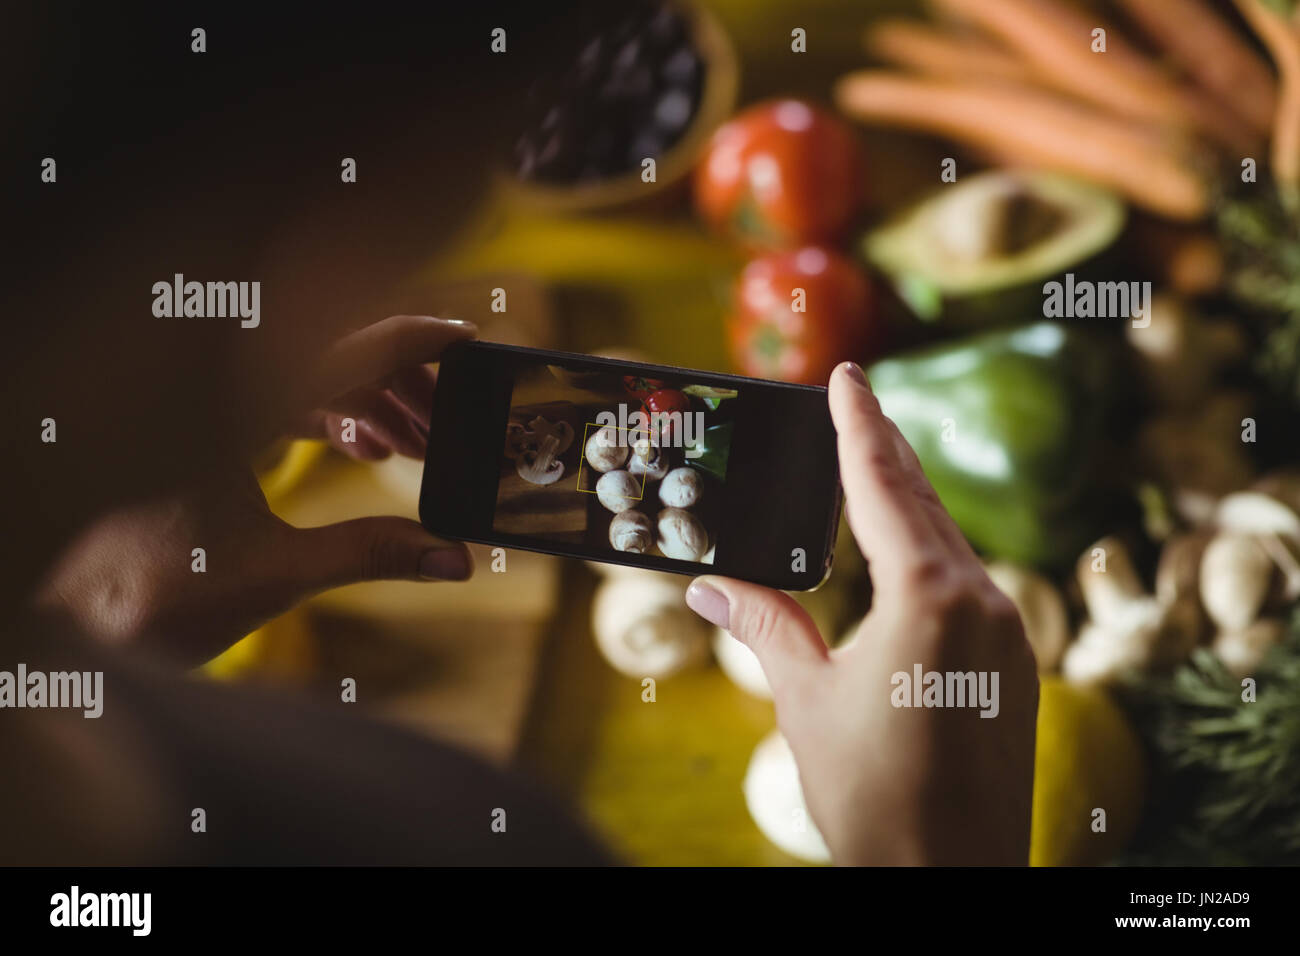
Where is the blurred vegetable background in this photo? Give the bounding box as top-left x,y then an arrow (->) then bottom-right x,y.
219,0 -> 1300,865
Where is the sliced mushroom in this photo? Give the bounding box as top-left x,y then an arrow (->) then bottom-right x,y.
657,507 -> 708,561
596,470 -> 641,513
609,510 -> 654,553
659,467 -> 702,509
585,425 -> 629,473
512,417 -> 574,485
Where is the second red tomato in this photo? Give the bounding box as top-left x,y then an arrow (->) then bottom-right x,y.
728,247 -> 879,386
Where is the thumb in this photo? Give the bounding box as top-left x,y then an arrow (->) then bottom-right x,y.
288,516 -> 474,592
685,575 -> 829,704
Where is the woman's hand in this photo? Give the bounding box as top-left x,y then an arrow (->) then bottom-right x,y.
37,315 -> 476,666
686,362 -> 1039,865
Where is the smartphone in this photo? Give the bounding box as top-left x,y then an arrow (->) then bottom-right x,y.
419,341 -> 843,590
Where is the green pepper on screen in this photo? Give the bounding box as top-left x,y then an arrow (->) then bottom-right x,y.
686,422 -> 732,482
868,321 -> 1120,568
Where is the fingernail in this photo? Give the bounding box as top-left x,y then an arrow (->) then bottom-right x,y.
439,317 -> 475,328
685,580 -> 730,630
839,362 -> 867,387
419,547 -> 471,581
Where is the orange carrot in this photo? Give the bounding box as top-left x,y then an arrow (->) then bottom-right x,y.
1234,0 -> 1300,196
929,0 -> 1254,150
865,19 -> 1034,85
1116,0 -> 1277,134
834,71 -> 1210,220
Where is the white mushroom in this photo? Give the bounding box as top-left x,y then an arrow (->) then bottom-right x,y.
1214,491 -> 1300,540
584,425 -> 628,473
608,510 -> 653,553
628,434 -> 671,481
1199,533 -> 1275,632
657,507 -> 708,561
590,572 -> 710,678
1212,617 -> 1286,678
659,467 -> 703,509
984,561 -> 1069,673
1213,490 -> 1300,603
596,470 -> 641,513
711,627 -> 771,698
512,417 -> 574,485
1064,535 -> 1199,684
1062,604 -> 1163,685
1076,535 -> 1145,629
742,730 -> 830,864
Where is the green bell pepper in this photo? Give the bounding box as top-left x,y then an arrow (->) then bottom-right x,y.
867,321 -> 1120,568
686,422 -> 733,482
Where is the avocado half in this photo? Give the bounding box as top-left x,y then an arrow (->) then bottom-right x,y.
865,170 -> 1126,325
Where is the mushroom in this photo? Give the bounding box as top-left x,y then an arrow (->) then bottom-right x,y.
1212,617 -> 1286,678
1214,490 -> 1300,540
984,562 -> 1069,673
742,730 -> 831,864
609,510 -> 653,553
657,507 -> 708,561
659,467 -> 702,509
1213,491 -> 1300,604
596,470 -> 641,513
590,572 -> 709,678
628,433 -> 671,481
1198,532 -> 1275,632
712,627 -> 772,699
1063,535 -> 1199,685
584,425 -> 628,473
511,417 -> 574,485
1075,535 -> 1145,629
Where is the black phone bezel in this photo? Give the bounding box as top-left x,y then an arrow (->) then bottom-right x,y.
419,341 -> 842,591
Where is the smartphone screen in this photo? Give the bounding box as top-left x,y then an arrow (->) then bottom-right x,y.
420,342 -> 842,590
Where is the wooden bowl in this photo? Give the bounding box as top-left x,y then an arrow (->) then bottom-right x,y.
497,1 -> 739,216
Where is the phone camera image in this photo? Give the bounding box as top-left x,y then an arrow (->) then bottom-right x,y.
492,360 -> 739,566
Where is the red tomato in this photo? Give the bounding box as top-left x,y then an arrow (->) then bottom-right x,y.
728,247 -> 879,386
640,388 -> 692,442
694,99 -> 865,250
